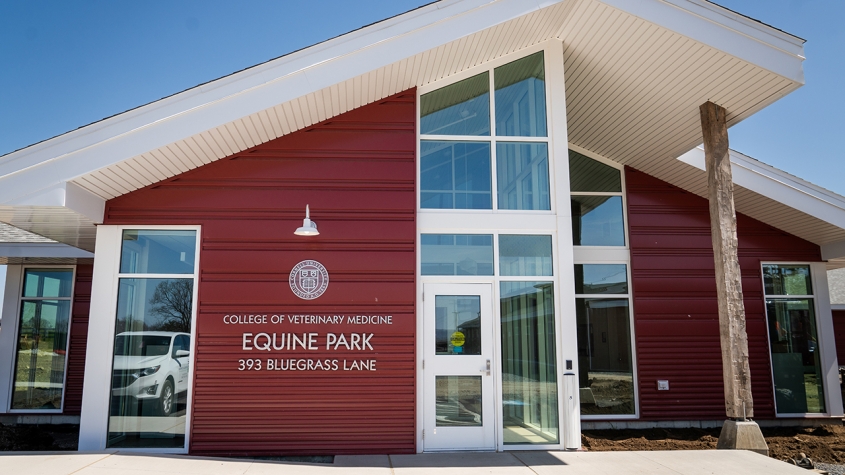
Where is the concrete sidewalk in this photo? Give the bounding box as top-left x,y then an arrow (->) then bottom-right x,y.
0,450 -> 814,475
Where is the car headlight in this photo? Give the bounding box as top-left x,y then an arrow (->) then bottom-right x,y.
132,365 -> 161,378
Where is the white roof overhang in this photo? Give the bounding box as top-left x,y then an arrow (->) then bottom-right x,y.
2,0 -> 832,259
678,147 -> 845,269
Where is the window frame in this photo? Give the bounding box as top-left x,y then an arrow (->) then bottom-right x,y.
568,144 -> 630,254
77,224 -> 201,454
572,260 -> 639,420
761,261 -> 842,418
1,265 -> 76,414
417,42 -> 556,215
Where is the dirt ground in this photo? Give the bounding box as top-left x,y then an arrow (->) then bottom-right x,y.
3,422 -> 845,464
583,424 -> 845,464
0,424 -> 79,451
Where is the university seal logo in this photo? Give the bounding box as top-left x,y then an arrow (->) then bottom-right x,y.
289,260 -> 329,300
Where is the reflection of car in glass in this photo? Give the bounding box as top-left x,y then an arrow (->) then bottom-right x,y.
111,332 -> 191,416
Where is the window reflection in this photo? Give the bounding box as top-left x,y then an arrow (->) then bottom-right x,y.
436,376 -> 483,426
499,235 -> 553,276
420,72 -> 490,136
435,296 -> 482,356
494,52 -> 547,137
121,230 -> 197,275
421,234 -> 494,276
12,269 -> 73,411
110,229 -> 196,449
571,196 -> 625,246
496,142 -> 550,210
576,298 -> 634,415
501,282 -> 558,444
421,141 -> 492,209
569,150 -> 621,193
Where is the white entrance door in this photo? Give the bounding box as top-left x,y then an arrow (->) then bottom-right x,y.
423,283 -> 495,451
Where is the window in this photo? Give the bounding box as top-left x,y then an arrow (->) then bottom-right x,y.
11,268 -> 74,411
574,264 -> 635,416
421,234 -> 494,276
420,51 -> 551,211
763,264 -> 825,414
107,229 -> 198,449
569,150 -> 625,246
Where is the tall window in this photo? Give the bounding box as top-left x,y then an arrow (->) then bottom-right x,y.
420,52 -> 551,211
569,150 -> 635,417
763,264 -> 825,414
11,269 -> 74,411
107,229 -> 198,449
570,150 -> 625,246
574,264 -> 634,415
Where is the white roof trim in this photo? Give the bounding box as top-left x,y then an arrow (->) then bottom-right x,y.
678,146 -> 845,235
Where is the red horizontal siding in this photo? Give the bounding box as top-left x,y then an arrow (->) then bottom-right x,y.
63,264 -> 93,415
103,90 -> 417,455
625,167 -> 821,421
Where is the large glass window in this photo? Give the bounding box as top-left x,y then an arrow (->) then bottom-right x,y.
419,51 -> 550,212
501,281 -> 558,444
421,141 -> 492,209
569,150 -> 625,246
108,229 -> 197,449
420,72 -> 490,136
494,51 -> 547,137
11,269 -> 74,411
763,264 -> 825,414
575,264 -> 635,416
496,143 -> 550,210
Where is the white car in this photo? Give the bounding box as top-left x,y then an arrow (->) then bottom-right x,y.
112,331 -> 191,416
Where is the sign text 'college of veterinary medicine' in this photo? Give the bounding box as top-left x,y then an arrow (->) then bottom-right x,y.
223,313 -> 393,373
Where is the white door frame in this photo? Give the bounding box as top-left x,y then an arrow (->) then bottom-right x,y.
422,282 -> 497,451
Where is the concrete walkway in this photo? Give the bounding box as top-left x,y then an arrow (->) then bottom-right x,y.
0,450 -> 813,475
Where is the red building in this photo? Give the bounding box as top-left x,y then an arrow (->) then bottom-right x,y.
2,0 -> 845,455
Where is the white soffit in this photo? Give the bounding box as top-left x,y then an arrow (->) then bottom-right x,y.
0,0 -> 810,249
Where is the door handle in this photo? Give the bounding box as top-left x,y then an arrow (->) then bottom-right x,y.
481,359 -> 491,376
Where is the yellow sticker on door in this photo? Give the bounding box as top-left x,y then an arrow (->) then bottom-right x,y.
450,331 -> 465,347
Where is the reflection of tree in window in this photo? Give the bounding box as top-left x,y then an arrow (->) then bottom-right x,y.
150,280 -> 193,333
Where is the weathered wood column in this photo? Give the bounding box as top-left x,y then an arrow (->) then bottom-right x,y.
700,101 -> 753,419
701,101 -> 767,455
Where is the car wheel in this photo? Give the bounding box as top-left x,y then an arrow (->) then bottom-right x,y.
159,380 -> 174,416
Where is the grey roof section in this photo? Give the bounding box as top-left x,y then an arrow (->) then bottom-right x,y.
829,269 -> 845,305
0,222 -> 56,243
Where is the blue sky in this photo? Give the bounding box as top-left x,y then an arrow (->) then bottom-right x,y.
0,0 -> 842,196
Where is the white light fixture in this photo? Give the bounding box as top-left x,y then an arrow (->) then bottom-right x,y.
294,204 -> 319,236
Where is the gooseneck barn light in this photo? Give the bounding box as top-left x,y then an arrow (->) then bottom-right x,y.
294,204 -> 319,236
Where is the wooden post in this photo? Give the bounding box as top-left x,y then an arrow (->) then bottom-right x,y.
701,101 -> 767,455
700,101 -> 753,419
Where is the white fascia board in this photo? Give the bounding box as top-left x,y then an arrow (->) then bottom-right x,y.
678,146 -> 845,234
2,181 -> 105,224
599,0 -> 805,83
0,0 -> 559,205
0,243 -> 94,259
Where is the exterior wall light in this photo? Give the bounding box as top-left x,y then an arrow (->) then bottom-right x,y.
294,204 -> 319,236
